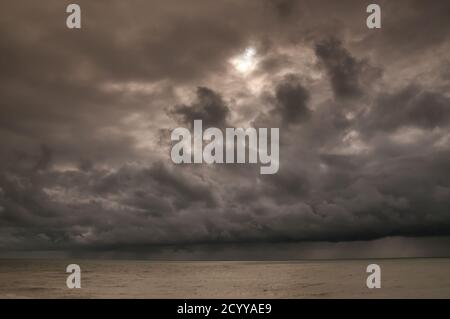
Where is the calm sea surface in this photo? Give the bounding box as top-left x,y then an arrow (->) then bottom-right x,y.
0,258 -> 449,298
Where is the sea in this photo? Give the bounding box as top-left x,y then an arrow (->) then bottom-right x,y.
0,258 -> 449,298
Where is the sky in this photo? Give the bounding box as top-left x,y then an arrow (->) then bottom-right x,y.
0,0 -> 450,259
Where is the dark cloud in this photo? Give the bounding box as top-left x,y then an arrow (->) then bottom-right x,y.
33,145 -> 53,172
315,37 -> 380,99
315,38 -> 359,98
273,75 -> 311,125
169,87 -> 230,128
358,0 -> 450,60
362,86 -> 450,134
271,0 -> 298,19
1,0 -> 450,258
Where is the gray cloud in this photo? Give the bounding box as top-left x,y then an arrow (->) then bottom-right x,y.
315,37 -> 368,99
169,87 -> 230,128
362,85 -> 450,134
273,75 -> 311,125
1,0 -> 450,258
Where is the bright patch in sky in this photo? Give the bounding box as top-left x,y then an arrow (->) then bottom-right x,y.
231,47 -> 258,74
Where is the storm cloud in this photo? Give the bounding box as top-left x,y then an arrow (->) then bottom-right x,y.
1,0 -> 450,258
169,87 -> 230,128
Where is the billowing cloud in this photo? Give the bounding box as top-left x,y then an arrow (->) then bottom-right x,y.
273,75 -> 311,124
169,87 -> 230,128
315,37 -> 382,99
362,86 -> 450,134
0,0 -> 450,258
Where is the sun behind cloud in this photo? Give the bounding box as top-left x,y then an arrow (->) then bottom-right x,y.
230,47 -> 258,74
